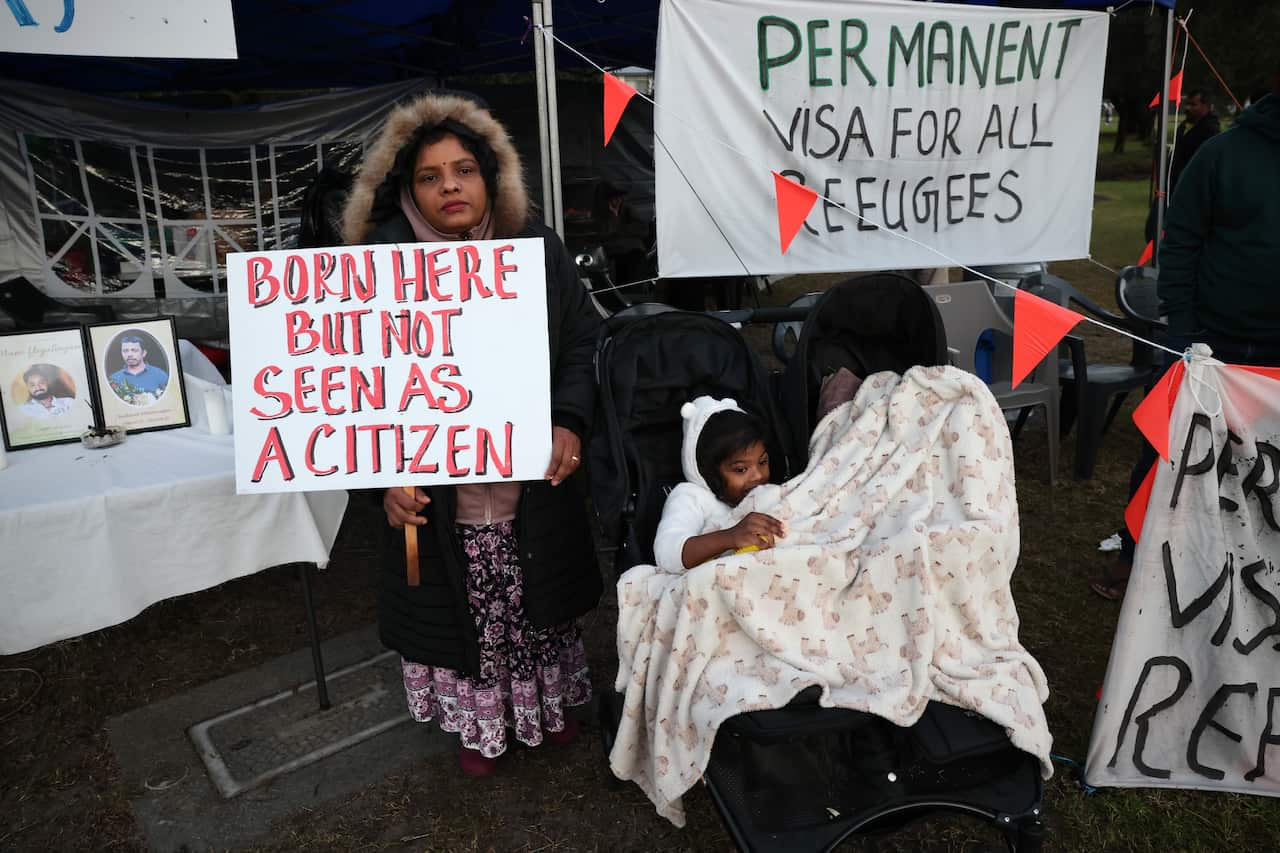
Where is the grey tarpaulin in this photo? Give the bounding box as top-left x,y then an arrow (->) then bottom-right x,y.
0,77 -> 435,329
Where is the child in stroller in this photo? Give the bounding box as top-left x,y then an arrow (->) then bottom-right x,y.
653,397 -> 786,572
652,373 -> 869,573
593,276 -> 1050,851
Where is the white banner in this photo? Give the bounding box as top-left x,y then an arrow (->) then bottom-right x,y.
226,240 -> 552,494
1087,363 -> 1280,795
654,0 -> 1108,277
0,0 -> 236,58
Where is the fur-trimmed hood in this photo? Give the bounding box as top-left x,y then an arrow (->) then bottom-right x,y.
341,93 -> 530,243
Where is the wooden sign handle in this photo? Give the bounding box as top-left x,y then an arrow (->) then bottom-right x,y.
403,486 -> 420,587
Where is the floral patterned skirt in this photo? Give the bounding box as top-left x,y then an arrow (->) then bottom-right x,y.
400,521 -> 592,757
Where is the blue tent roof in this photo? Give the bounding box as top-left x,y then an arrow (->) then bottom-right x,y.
0,0 -> 1172,93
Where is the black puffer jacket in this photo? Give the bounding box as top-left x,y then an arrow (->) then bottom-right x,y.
343,94 -> 603,676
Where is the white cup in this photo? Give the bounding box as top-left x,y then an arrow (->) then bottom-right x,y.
0,442 -> 7,471
204,386 -> 231,435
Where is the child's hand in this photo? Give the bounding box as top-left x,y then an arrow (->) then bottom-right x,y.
728,512 -> 786,550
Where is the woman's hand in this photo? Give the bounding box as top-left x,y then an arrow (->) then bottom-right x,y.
545,426 -> 582,486
384,487 -> 430,528
727,512 -> 786,550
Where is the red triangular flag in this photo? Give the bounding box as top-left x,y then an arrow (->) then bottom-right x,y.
772,171 -> 817,255
1148,71 -> 1185,110
1137,240 -> 1154,267
1011,289 -> 1083,389
1131,359 -> 1185,462
603,73 -> 638,147
1124,461 -> 1159,543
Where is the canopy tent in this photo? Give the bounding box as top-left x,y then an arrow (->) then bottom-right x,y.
0,78 -> 428,303
0,73 -> 653,338
0,0 -> 1179,314
532,0 -> 1176,270
0,1 -> 661,92
0,0 -> 1173,92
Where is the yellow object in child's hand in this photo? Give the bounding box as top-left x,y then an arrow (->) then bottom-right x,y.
734,535 -> 772,555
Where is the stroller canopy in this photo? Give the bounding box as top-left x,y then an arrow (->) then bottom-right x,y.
589,310 -> 792,570
782,273 -> 949,462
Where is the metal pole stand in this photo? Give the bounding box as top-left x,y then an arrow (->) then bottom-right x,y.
298,562 -> 331,710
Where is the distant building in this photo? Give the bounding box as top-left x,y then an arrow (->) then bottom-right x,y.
611,66 -> 653,97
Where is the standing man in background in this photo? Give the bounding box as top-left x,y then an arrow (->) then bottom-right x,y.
1146,89 -> 1221,243
1158,76 -> 1279,363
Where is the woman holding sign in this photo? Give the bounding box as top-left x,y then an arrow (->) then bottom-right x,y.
342,93 -> 603,776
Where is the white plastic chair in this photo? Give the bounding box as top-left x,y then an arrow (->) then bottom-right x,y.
926,281 -> 1060,485
770,292 -> 821,365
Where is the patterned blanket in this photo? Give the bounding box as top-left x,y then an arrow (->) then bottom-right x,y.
609,365 -> 1053,825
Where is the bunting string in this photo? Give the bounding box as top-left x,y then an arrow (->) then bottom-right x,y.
585,274 -> 659,297
1180,17 -> 1243,110
651,133 -> 756,278
534,23 -> 1188,362
1086,257 -> 1123,277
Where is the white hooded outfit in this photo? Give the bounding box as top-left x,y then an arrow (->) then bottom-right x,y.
651,396 -> 751,572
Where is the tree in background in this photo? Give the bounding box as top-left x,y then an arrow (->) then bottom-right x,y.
1176,0 -> 1280,105
1104,11 -> 1162,154
1104,0 -> 1280,153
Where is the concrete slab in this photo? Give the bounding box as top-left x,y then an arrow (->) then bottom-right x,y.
105,625 -> 453,852
190,650 -> 408,798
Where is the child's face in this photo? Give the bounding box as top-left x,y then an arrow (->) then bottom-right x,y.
718,441 -> 770,506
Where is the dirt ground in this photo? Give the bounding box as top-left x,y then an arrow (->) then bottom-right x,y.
5,280 -> 1280,852
0,396 -> 1118,853
0,484 -> 1053,853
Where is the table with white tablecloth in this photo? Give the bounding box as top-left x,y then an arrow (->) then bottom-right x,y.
0,360 -> 348,656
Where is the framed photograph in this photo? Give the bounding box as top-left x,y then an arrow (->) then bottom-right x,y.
0,326 -> 96,450
86,317 -> 190,435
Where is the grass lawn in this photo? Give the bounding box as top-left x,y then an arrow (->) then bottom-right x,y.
1053,177 -> 1152,364
4,144 -> 1279,853
1096,127 -> 1158,183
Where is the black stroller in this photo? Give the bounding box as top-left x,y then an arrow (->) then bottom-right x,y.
590,276 -> 1046,852
589,307 -> 796,571
780,273 -> 952,466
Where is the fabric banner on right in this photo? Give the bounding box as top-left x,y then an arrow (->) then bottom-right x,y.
1086,362 -> 1280,795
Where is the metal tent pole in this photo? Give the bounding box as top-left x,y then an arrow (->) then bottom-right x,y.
543,0 -> 565,239
1153,7 -> 1176,261
531,0 -> 565,238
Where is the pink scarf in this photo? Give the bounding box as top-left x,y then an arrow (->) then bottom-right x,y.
399,186 -> 494,242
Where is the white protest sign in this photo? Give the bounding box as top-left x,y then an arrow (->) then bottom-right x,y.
0,0 -> 236,59
1087,363 -> 1280,794
654,0 -> 1108,277
226,240 -> 552,494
